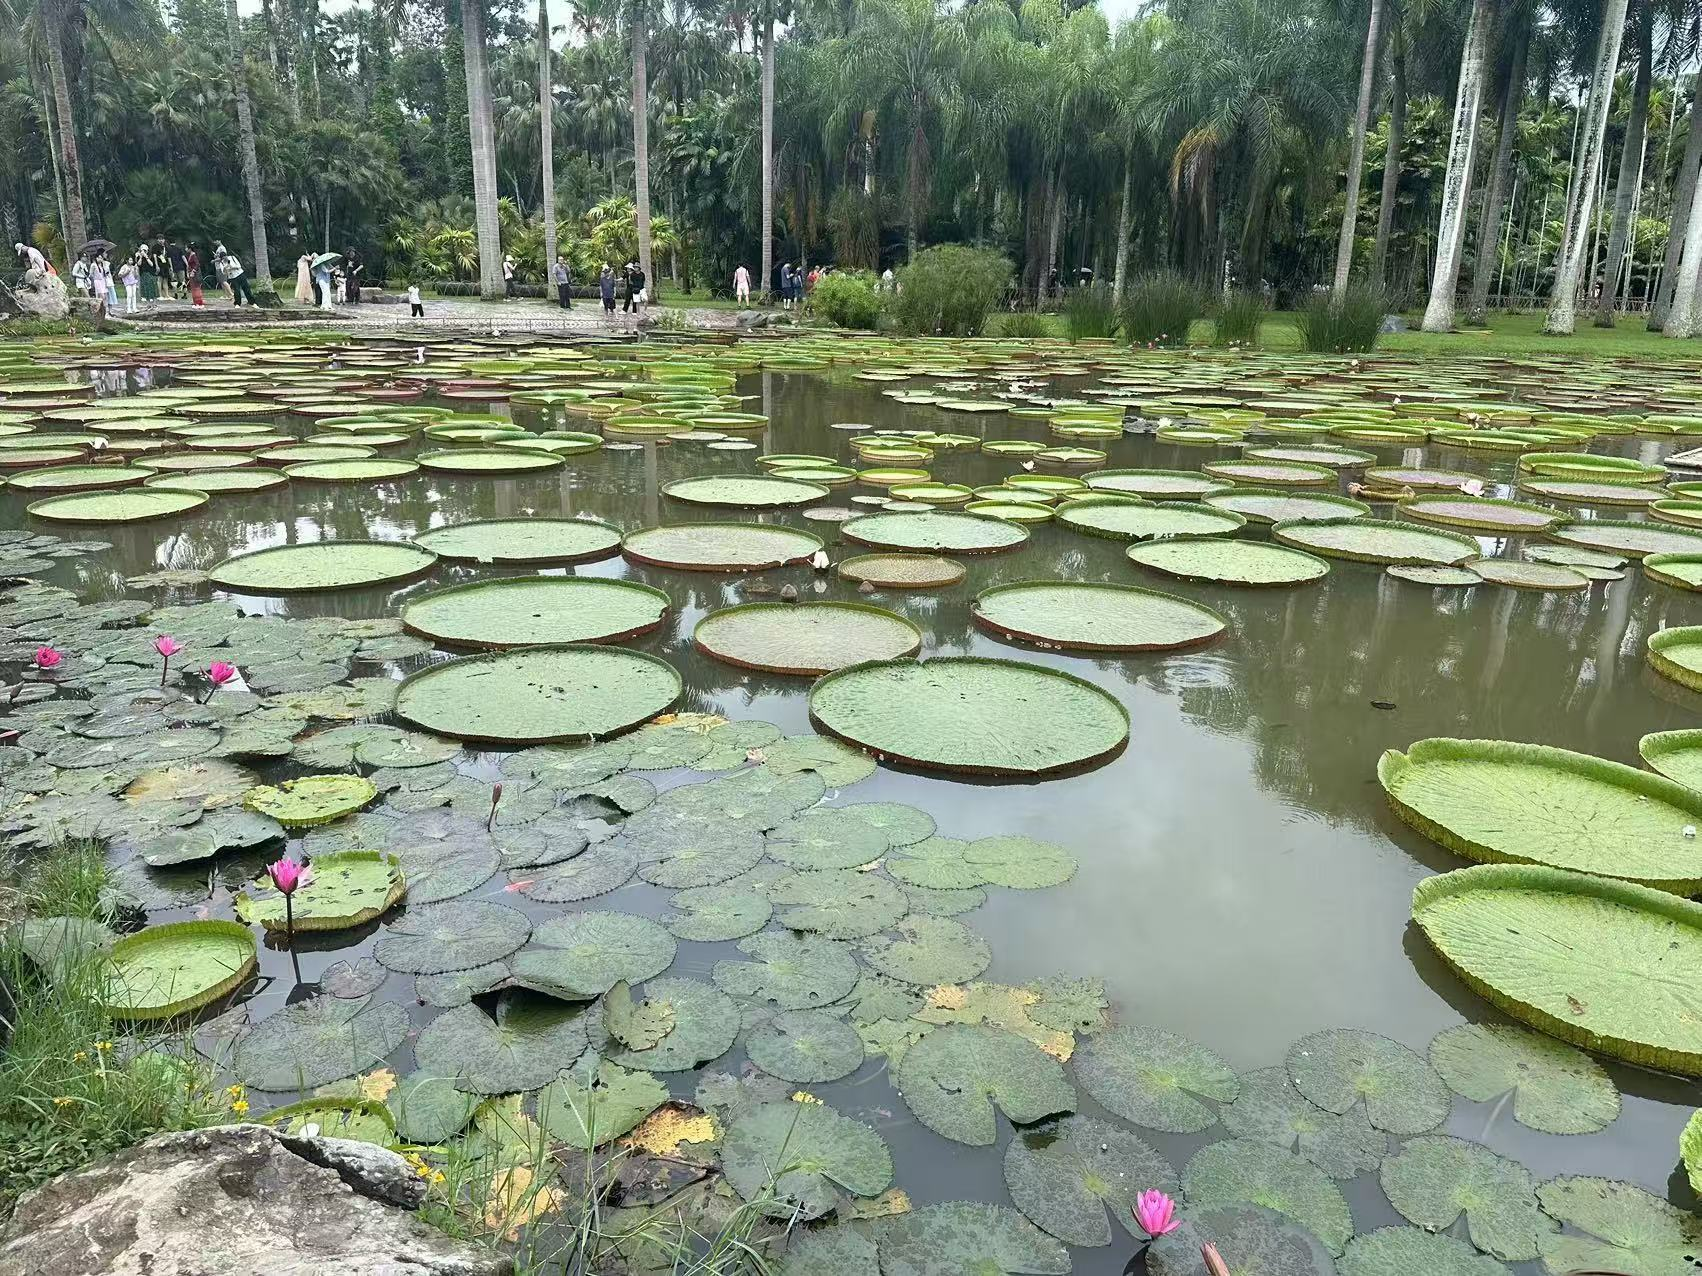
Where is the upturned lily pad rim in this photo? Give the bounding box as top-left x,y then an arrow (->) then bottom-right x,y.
1411,862 -> 1702,1074
1396,495 -> 1571,532
693,601 -> 923,675
233,851 -> 406,932
100,919 -> 257,1020
26,488 -> 210,524
1643,553 -> 1702,592
971,580 -> 1227,652
835,553 -> 968,589
1639,728 -> 1702,787
413,517 -> 624,565
839,510 -> 1031,555
621,521 -> 824,571
208,539 -> 440,594
661,474 -> 830,508
401,576 -> 671,650
1272,516 -> 1480,566
416,447 -> 566,474
1549,517 -> 1702,559
282,458 -> 423,482
1648,626 -> 1702,692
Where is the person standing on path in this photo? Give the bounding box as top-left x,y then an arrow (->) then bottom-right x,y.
69,255 -> 90,296
184,246 -> 204,306
166,242 -> 187,296
733,263 -> 750,303
137,244 -> 157,304
344,252 -> 363,303
552,256 -> 572,309
118,255 -> 140,313
503,254 -> 517,298
218,246 -> 256,306
407,283 -> 424,318
294,253 -> 314,304
313,258 -> 334,311
600,263 -> 616,318
621,261 -> 637,314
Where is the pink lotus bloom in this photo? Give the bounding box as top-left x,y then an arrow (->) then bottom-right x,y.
1134,1190 -> 1179,1239
34,646 -> 62,669
207,661 -> 237,686
266,857 -> 307,895
153,635 -> 183,658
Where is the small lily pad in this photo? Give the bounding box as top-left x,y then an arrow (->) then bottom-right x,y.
1182,1138 -> 1353,1255
963,836 -> 1078,889
509,911 -> 676,1001
413,990 -> 589,1094
511,842 -> 638,901
665,885 -> 773,941
243,774 -> 376,827
1076,1024 -> 1239,1133
722,1100 -> 894,1220
1427,1023 -> 1619,1135
767,870 -> 909,939
877,1202 -> 1069,1276
895,1024 -> 1076,1146
1535,1176 -> 1702,1275
712,932 -> 860,1009
231,993 -> 409,1091
1148,1203 -> 1339,1276
372,899 -> 531,974
536,1052 -> 668,1149
1379,1135 -> 1551,1261
1221,1067 -> 1385,1178
862,915 -> 990,985
1337,1227 -> 1511,1276
1286,1028 -> 1449,1135
746,1009 -> 866,1083
1003,1114 -> 1177,1246
391,1069 -> 481,1143
592,976 -> 740,1072
767,807 -> 892,869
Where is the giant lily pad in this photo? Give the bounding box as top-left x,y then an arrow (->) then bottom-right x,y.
894,1024 -> 1076,1145
244,774 -> 377,828
1272,517 -> 1479,565
808,656 -> 1128,776
1643,552 -> 1702,591
839,510 -> 1030,554
746,1009 -> 866,1083
663,474 -> 828,507
231,993 -> 409,1090
878,1202 -> 1069,1276
234,851 -> 404,931
1465,558 -> 1589,590
1548,518 -> 1702,559
836,553 -> 967,588
414,517 -> 622,564
209,541 -> 438,593
1378,1135 -> 1550,1261
372,899 -> 531,974
535,1052 -> 668,1149
508,911 -> 675,1000
621,522 -> 823,571
1427,1023 -> 1618,1134
283,458 -> 420,482
722,1100 -> 894,1219
694,603 -> 920,675
402,577 -> 670,649
1126,538 -> 1330,587
1057,497 -> 1245,541
971,582 -> 1225,651
1003,1114 -> 1176,1247
1649,626 -> 1702,692
1085,468 -> 1231,500
1411,863 -> 1702,1074
1378,738 -> 1702,891
395,645 -> 681,744
1203,487 -> 1370,524
1221,1067 -> 1385,1178
28,489 -> 209,524
416,447 -> 564,474
1397,496 -> 1568,533
1285,1028 -> 1448,1136
413,991 -> 589,1093
712,931 -> 860,1009
1076,1024 -> 1239,1133
1535,1176 -> 1702,1275
98,920 -> 256,1019
591,976 -> 740,1072
1182,1139 -> 1353,1255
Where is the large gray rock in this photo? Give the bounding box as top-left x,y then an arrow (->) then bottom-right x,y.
9,266 -> 69,321
0,1123 -> 512,1276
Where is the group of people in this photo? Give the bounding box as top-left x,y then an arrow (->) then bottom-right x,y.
15,238 -> 259,312
596,261 -> 648,317
293,252 -> 364,311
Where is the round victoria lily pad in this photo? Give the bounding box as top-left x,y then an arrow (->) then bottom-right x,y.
283,458 -> 420,482
1337,1227 -> 1510,1276
662,474 -> 827,507
836,553 -> 967,589
1466,558 -> 1589,590
768,869 -> 908,938
746,1009 -> 866,1082
8,463 -> 154,492
1285,1028 -> 1449,1135
1365,465 -> 1481,491
895,1024 -> 1076,1146
621,522 -> 823,571
694,603 -> 921,676
1642,552 -> 1702,591
508,911 -> 675,1000
1650,626 -> 1702,692
712,931 -> 860,1009
1378,1135 -> 1550,1261
391,1069 -> 482,1143
1076,1024 -> 1239,1133
1057,497 -> 1245,541
862,915 -> 991,984
592,976 -> 740,1071
1086,468 -> 1231,500
809,656 -> 1129,777
535,1052 -> 669,1149
28,489 -> 208,524
413,518 -> 623,565
234,852 -> 404,931
1526,542 -> 1627,568
722,1100 -> 894,1220
147,469 -> 289,494
1272,517 -> 1479,566
402,577 -> 669,649
210,541 -> 438,593
1202,460 -> 1336,487
972,581 -> 1225,652
877,1202 -> 1070,1276
767,808 -> 892,870
1397,496 -> 1568,533
1147,1204 -> 1338,1276
1548,517 -> 1702,559
415,447 -> 563,474
412,991 -> 589,1094
1222,1067 -> 1385,1178
1519,477 -> 1664,505
1003,1114 -> 1177,1247
97,920 -> 256,1019
839,510 -> 1029,555
1183,1139 -> 1353,1255
1126,538 -> 1329,587
665,885 -> 772,941
232,993 -> 409,1091
372,899 -> 531,975
395,645 -> 681,744
1411,863 -> 1702,1074
1387,564 -> 1479,586
1536,1177 -> 1702,1276
1518,452 -> 1665,482
1427,1023 -> 1618,1135
1640,728 -> 1702,791
244,774 -> 377,828
1378,738 -> 1702,891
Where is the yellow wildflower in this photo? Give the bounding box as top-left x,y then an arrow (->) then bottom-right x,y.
230,1099 -> 250,1116
94,1041 -> 111,1053
72,1051 -> 87,1063
226,1084 -> 245,1099
52,1096 -> 74,1109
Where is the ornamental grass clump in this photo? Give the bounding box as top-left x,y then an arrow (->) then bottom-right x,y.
1119,272 -> 1202,347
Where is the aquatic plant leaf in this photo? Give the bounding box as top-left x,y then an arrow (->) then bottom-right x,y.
746,1009 -> 865,1083
1379,1135 -> 1550,1261
10,915 -> 113,982
915,982 -> 1075,1060
511,841 -> 637,901
536,1052 -> 668,1149
760,735 -> 878,785
291,724 -> 403,768
722,1100 -> 893,1219
1028,974 -> 1110,1035
391,842 -> 499,904
780,1225 -> 879,1276
877,1202 -> 1070,1276
1639,729 -> 1702,791
663,474 -> 829,508
123,759 -> 255,808
1535,1176 -> 1702,1275
603,979 -> 676,1049
1683,1110 -> 1702,1198
1411,864 -> 1702,1074
1387,564 -> 1480,585
886,837 -> 989,890
1076,1024 -> 1239,1133
413,991 -> 590,1094
593,976 -> 740,1072
1286,1028 -> 1449,1135
839,510 -> 1029,554
712,931 -> 860,1009
1466,558 -> 1589,590
665,884 -> 773,941
98,919 -> 255,1020
767,869 -> 908,939
972,581 -> 1224,652
243,774 -> 377,828
1003,1114 -> 1176,1246
1126,537 -> 1330,586
403,577 -> 669,649
234,851 -> 404,932
621,521 -> 823,571
1337,1227 -> 1511,1276
509,911 -> 675,1000
209,540 -> 437,592
390,1069 -> 481,1143
1057,499 -> 1245,542
696,603 -> 921,676
1272,517 -> 1478,565
622,722 -> 717,769
414,517 -> 622,564
635,825 -> 765,887
895,1024 -> 1076,1146
838,801 -> 935,846
963,836 -> 1078,889
1427,1023 -> 1619,1134
1221,1067 -> 1384,1178
766,808 -> 892,870
1147,1204 -> 1338,1276
232,993 -> 408,1091
320,957 -> 386,999
416,961 -> 508,1008
1182,1139 -> 1352,1254
861,915 -> 990,985
140,809 -> 284,865
372,899 -> 531,974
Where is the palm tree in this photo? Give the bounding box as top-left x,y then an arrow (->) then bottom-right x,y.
1421,0 -> 1495,332
1465,8 -> 1531,323
462,0 -> 504,298
1593,0 -> 1650,325
1331,0 -> 1387,296
1108,20 -> 1161,303
1369,11 -> 1405,287
538,0 -> 557,277
226,0 -> 272,293
758,0 -> 790,298
1543,0 -> 1631,333
629,0 -> 655,288
1666,141 -> 1702,335
1651,76 -> 1702,329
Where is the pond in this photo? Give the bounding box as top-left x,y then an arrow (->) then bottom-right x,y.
4,331 -> 1702,1275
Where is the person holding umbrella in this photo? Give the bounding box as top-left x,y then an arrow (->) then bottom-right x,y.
312,252 -> 338,310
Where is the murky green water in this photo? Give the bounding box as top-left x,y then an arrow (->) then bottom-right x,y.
12,357 -> 1702,1273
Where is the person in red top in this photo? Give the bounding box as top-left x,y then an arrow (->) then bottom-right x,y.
185,245 -> 204,306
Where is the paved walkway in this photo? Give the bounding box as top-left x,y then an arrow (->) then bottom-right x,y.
119,294 -> 754,334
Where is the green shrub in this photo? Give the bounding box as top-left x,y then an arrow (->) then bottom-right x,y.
1120,272 -> 1201,347
1214,291 -> 1267,346
989,310 -> 1053,338
1295,283 -> 1387,353
811,270 -> 882,329
890,246 -> 1012,337
1064,283 -> 1119,341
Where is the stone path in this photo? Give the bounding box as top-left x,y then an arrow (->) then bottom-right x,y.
120,293 -> 753,333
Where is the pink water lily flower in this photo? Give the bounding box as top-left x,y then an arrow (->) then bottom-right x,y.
1134,1190 -> 1179,1239
34,646 -> 62,669
266,856 -> 307,894
203,661 -> 237,703
154,634 -> 182,685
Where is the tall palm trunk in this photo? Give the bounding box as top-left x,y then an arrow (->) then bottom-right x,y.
538,0 -> 557,278
1466,26 -> 1527,324
760,12 -> 775,299
1370,30 -> 1405,287
462,0 -> 504,299
631,3 -> 654,287
1112,147 -> 1133,304
37,75 -> 70,267
1421,0 -> 1493,332
1594,0 -> 1650,325
1651,79 -> 1702,329
1543,0 -> 1631,333
227,0 -> 273,293
43,4 -> 87,258
1665,156 -> 1702,336
1332,0 -> 1385,296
